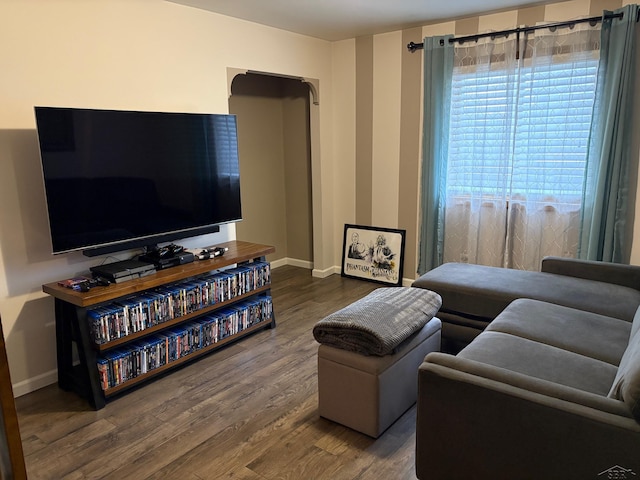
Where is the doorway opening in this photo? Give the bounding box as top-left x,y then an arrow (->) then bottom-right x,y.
229,72 -> 315,270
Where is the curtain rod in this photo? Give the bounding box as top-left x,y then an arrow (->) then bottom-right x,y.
407,12 -> 624,53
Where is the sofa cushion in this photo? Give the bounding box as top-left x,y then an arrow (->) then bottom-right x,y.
608,310 -> 640,421
412,262 -> 640,322
486,299 -> 632,366
458,331 -> 618,396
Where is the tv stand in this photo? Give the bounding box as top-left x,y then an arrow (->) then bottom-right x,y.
43,240 -> 275,409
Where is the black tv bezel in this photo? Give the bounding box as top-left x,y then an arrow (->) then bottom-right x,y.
34,106 -> 242,257
80,224 -> 221,257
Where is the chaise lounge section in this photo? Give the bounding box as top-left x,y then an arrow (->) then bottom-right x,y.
412,257 -> 640,479
412,256 -> 640,352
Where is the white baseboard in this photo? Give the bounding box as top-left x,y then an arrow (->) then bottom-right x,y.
13,369 -> 57,398
269,258 -> 287,269
269,258 -> 335,278
285,258 -> 314,269
271,258 -> 342,279
270,257 -> 313,270
312,265 -> 340,278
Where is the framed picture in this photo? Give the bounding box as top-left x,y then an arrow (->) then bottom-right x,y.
341,224 -> 406,286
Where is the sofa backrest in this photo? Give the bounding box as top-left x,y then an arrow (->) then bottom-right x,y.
608,306 -> 640,422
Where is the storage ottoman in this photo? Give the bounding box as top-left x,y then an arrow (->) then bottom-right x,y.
317,317 -> 441,437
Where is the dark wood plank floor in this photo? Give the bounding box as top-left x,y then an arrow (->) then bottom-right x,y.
15,266 -> 419,480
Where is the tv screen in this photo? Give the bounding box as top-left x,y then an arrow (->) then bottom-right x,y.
34,106 -> 242,256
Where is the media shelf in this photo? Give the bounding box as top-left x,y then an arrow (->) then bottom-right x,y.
42,240 -> 276,409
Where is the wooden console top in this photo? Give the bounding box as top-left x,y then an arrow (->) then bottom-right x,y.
42,240 -> 275,308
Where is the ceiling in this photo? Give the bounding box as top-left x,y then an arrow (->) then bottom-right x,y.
168,0 -> 562,41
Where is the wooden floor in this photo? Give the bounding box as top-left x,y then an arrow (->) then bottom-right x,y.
15,266 -> 419,480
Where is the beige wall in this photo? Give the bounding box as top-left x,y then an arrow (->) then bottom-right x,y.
282,86 -> 314,263
231,77 -> 288,260
0,0 -> 333,395
230,74 -> 313,265
331,39 -> 357,263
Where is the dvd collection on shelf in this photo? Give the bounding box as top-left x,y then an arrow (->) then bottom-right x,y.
86,261 -> 272,391
88,261 -> 271,344
96,296 -> 272,391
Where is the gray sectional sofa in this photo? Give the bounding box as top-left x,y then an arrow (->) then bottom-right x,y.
412,257 -> 640,479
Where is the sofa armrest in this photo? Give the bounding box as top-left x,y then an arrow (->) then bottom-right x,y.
540,256 -> 640,291
416,354 -> 640,479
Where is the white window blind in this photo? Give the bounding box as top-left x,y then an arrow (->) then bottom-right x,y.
446,52 -> 599,205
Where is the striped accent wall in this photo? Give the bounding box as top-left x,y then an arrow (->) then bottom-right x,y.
398,27 -> 423,284
350,0 -> 624,282
355,36 -> 374,225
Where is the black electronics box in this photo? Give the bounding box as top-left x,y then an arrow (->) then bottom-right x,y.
90,259 -> 156,283
139,251 -> 195,270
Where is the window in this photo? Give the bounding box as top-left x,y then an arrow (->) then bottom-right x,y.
419,8 -> 638,274
446,50 -> 599,208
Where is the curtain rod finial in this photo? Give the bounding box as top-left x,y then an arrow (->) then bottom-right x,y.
407,41 -> 423,53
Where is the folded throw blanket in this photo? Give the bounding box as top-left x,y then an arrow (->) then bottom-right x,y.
313,287 -> 442,356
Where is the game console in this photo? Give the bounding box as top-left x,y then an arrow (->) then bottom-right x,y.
139,250 -> 195,270
90,259 -> 157,284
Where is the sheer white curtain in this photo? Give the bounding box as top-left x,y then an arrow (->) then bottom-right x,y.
442,22 -> 601,270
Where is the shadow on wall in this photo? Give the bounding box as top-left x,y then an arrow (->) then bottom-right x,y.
0,129 -> 100,391
4,296 -> 57,392
0,130 -> 91,298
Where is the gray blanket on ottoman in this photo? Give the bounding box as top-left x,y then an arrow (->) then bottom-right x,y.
313,287 -> 442,356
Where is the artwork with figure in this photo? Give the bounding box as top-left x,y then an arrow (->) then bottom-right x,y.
347,232 -> 366,260
341,224 -> 406,286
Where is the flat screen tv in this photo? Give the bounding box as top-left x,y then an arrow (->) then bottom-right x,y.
34,106 -> 243,256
